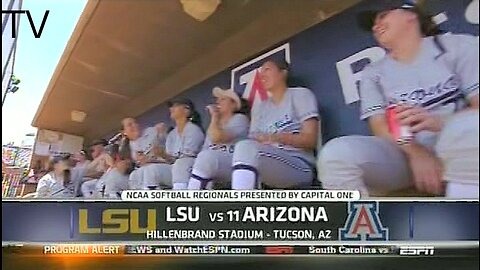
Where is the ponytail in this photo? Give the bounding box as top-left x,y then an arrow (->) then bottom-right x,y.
118,136 -> 132,161
189,110 -> 203,130
236,98 -> 251,120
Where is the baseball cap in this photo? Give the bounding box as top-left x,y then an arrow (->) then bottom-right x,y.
357,0 -> 438,36
167,97 -> 195,111
212,87 -> 242,110
51,154 -> 70,164
89,139 -> 108,147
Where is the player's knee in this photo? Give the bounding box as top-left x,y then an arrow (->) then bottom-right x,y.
233,139 -> 259,165
318,136 -> 358,165
317,136 -> 360,187
173,157 -> 194,172
81,180 -> 94,196
436,110 -> 479,157
192,150 -> 218,177
172,158 -> 194,183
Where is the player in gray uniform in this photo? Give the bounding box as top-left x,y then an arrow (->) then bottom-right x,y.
80,139 -> 109,198
231,59 -> 319,189
128,98 -> 205,190
187,87 -> 249,190
123,117 -> 169,189
99,145 -> 132,198
318,0 -> 479,198
165,98 -> 205,189
36,155 -> 75,198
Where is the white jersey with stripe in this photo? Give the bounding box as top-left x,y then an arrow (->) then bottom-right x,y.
166,122 -> 205,159
360,34 -> 479,147
203,113 -> 249,153
129,126 -> 166,160
249,87 -> 319,164
35,172 -> 75,198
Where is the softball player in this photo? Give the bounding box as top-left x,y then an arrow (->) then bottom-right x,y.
70,150 -> 91,196
36,155 -> 75,198
80,139 -> 109,197
230,59 -> 319,189
123,117 -> 169,189
187,87 -> 249,190
129,98 -> 205,190
318,0 -> 479,198
99,145 -> 131,199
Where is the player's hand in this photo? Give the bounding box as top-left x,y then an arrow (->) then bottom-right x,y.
136,152 -> 148,166
407,147 -> 444,195
98,153 -> 109,169
105,154 -> 115,167
152,145 -> 167,157
396,105 -> 444,133
206,104 -> 220,119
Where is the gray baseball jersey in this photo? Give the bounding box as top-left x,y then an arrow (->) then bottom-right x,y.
36,173 -> 75,198
93,168 -> 111,198
203,113 -> 250,152
360,34 -> 479,147
166,122 -> 205,158
130,126 -> 166,160
250,87 -> 319,164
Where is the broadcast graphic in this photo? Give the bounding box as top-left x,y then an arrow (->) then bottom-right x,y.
2,0 -> 479,269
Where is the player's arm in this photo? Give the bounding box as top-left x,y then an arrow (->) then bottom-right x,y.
269,89 -> 319,150
368,114 -> 443,194
369,114 -> 429,154
468,93 -> 479,109
83,154 -> 107,178
207,116 -> 235,144
271,118 -> 318,150
150,147 -> 176,164
448,34 -> 479,109
209,114 -> 249,144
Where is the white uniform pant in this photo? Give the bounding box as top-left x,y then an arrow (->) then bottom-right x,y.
318,110 -> 479,198
81,179 -> 98,198
129,158 -> 195,190
231,140 -> 315,189
189,149 -> 234,189
71,167 -> 88,197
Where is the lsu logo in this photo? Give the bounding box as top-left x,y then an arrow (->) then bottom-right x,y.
339,202 -> 388,241
230,43 -> 291,108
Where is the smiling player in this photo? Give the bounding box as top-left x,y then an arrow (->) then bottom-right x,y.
318,0 -> 479,198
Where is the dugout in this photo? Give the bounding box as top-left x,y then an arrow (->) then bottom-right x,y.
31,0 -> 478,162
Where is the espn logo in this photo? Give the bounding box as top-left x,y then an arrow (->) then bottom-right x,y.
264,246 -> 294,254
399,246 -> 435,256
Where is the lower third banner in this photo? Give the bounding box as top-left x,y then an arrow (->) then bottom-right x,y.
2,201 -> 478,242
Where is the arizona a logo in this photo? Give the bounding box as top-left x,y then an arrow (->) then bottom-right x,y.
339,202 -> 389,241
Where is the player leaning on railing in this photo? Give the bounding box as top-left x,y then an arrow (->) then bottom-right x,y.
318,0 -> 479,199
